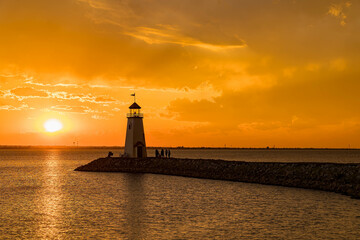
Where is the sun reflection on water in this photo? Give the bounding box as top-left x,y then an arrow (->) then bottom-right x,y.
35,150 -> 63,239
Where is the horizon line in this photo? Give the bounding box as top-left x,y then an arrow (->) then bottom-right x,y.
0,145 -> 358,150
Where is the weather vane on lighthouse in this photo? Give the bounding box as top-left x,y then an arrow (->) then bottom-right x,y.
131,92 -> 136,102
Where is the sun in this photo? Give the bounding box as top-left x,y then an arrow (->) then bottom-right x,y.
44,119 -> 63,133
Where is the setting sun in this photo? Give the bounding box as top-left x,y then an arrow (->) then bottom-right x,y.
44,119 -> 63,133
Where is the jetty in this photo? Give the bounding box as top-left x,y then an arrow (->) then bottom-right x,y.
75,157 -> 360,199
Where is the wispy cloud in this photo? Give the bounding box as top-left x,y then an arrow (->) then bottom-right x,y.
94,96 -> 116,103
0,104 -> 31,111
126,26 -> 247,51
25,80 -> 80,88
77,0 -> 113,11
50,105 -> 91,114
9,87 -> 49,100
328,1 -> 352,26
50,91 -> 119,104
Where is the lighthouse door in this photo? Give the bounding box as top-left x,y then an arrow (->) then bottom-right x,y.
137,146 -> 143,158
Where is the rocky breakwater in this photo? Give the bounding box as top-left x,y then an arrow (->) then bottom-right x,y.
75,157 -> 360,199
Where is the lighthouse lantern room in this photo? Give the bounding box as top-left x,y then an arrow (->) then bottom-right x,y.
124,96 -> 147,158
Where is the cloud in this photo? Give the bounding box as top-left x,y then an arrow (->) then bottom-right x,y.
94,96 -> 116,103
25,80 -> 80,88
167,62 -> 360,128
126,25 -> 246,51
0,104 -> 30,111
10,87 -> 49,100
50,105 -> 90,114
330,58 -> 347,71
49,91 -> 119,104
1,0 -> 359,87
49,104 -> 114,120
328,1 -> 352,26
91,114 -> 109,120
167,98 -> 220,123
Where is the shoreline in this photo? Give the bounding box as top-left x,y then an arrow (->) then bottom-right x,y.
75,157 -> 360,199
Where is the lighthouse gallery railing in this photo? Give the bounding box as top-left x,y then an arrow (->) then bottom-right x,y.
127,113 -> 143,118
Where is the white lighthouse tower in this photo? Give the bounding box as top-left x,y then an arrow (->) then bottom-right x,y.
124,95 -> 147,158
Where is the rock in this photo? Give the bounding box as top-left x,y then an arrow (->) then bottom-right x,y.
75,157 -> 360,199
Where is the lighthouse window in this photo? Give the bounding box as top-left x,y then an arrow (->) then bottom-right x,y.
128,123 -> 131,129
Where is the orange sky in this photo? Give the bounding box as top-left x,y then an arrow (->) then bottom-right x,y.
0,0 -> 359,147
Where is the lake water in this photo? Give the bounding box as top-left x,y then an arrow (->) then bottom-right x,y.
1,148 -> 360,239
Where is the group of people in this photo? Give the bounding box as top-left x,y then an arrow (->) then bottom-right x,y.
155,148 -> 171,158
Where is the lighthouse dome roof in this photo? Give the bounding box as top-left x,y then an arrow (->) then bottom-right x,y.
129,102 -> 141,109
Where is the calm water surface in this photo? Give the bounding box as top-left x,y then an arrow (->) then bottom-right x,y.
0,149 -> 360,239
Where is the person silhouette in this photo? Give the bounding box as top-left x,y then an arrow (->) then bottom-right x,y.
168,149 -> 171,158
165,149 -> 168,158
161,149 -> 164,158
155,149 -> 159,158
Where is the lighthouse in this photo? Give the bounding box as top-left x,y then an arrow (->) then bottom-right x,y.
124,95 -> 147,158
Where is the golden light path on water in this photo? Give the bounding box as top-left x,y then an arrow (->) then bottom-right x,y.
35,150 -> 63,239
